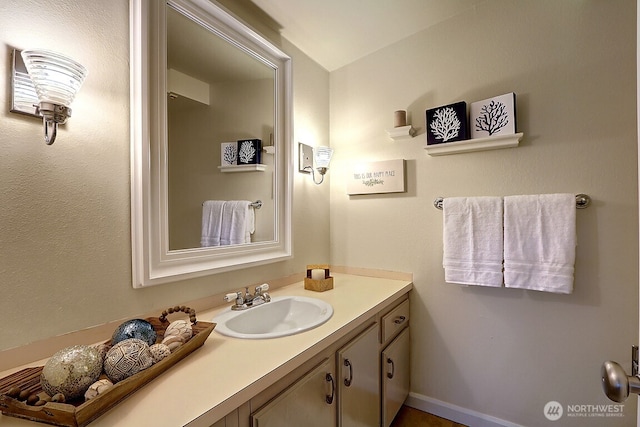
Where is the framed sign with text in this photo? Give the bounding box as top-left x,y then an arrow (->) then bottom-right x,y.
347,159 -> 406,195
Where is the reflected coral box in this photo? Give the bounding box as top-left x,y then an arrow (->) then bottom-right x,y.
237,139 -> 262,164
220,142 -> 237,166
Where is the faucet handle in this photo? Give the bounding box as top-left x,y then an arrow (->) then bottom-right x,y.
224,292 -> 241,302
255,283 -> 269,294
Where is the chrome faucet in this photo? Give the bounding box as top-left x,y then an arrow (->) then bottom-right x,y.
252,283 -> 271,306
224,284 -> 270,310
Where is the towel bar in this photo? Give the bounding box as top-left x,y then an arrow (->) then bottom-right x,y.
202,200 -> 262,209
433,194 -> 590,210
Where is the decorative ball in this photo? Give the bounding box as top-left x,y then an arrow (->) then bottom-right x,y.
84,379 -> 114,401
149,343 -> 171,363
164,320 -> 192,342
111,319 -> 157,346
161,335 -> 184,352
103,338 -> 153,383
40,345 -> 103,401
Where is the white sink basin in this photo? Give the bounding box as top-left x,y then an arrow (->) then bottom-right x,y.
212,296 -> 333,339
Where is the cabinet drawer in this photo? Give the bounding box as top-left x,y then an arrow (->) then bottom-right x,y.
382,299 -> 409,343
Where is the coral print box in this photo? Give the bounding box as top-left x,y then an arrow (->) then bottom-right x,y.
426,101 -> 468,145
426,93 -> 517,145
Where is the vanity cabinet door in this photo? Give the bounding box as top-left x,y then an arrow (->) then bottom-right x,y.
251,358 -> 336,427
338,323 -> 380,427
381,328 -> 410,427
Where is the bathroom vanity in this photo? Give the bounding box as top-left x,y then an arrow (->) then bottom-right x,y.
248,285 -> 410,427
0,273 -> 412,427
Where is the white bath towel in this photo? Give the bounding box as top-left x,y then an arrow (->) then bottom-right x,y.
201,200 -> 226,247
245,205 -> 255,242
220,200 -> 253,246
442,196 -> 504,287
503,194 -> 576,294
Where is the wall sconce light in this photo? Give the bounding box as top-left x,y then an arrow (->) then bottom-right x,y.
299,143 -> 333,185
11,49 -> 88,145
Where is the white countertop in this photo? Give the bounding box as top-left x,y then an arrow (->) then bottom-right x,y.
0,273 -> 412,427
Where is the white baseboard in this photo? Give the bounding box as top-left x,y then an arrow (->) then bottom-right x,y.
405,392 -> 525,427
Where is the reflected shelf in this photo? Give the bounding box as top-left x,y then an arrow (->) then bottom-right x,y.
218,164 -> 267,172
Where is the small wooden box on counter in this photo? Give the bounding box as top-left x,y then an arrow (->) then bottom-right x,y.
304,264 -> 334,292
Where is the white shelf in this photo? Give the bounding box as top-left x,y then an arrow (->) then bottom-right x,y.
218,164 -> 267,172
386,125 -> 416,141
424,132 -> 523,156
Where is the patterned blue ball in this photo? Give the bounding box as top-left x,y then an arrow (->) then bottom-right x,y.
111,319 -> 157,346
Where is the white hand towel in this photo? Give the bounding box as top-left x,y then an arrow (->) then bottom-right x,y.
245,205 -> 255,243
201,200 -> 226,247
221,201 -> 252,246
503,194 -> 576,294
443,196 -> 504,287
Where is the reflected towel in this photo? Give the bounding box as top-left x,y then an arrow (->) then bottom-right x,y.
443,197 -> 504,287
220,201 -> 253,245
201,200 -> 226,247
503,194 -> 576,294
245,205 -> 255,242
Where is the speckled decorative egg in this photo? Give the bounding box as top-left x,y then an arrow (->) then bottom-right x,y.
111,319 -> 157,346
164,319 -> 192,342
40,345 -> 103,401
103,338 -> 153,383
84,378 -> 114,401
149,343 -> 171,363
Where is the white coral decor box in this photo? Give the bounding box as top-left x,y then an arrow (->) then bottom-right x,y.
221,142 -> 237,166
237,139 -> 262,164
470,93 -> 516,139
426,101 -> 468,145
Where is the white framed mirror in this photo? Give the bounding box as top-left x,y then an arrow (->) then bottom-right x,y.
130,0 -> 292,288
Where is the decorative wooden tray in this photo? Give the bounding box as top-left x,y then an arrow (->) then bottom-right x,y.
0,317 -> 215,426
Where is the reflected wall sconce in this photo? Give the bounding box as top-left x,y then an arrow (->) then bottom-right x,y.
11,49 -> 88,145
299,143 -> 333,185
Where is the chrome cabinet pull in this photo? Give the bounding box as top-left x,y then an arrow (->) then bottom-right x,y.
393,316 -> 406,325
344,359 -> 353,387
325,373 -> 335,404
387,357 -> 395,379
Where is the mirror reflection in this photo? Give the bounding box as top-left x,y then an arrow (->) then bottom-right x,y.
167,6 -> 276,250
130,0 -> 292,287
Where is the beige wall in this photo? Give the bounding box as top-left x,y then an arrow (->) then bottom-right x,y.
0,1 -> 330,350
329,1 -> 638,426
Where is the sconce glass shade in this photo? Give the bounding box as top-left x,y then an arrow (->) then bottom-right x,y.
314,146 -> 333,169
21,49 -> 88,144
306,146 -> 333,185
21,49 -> 87,107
